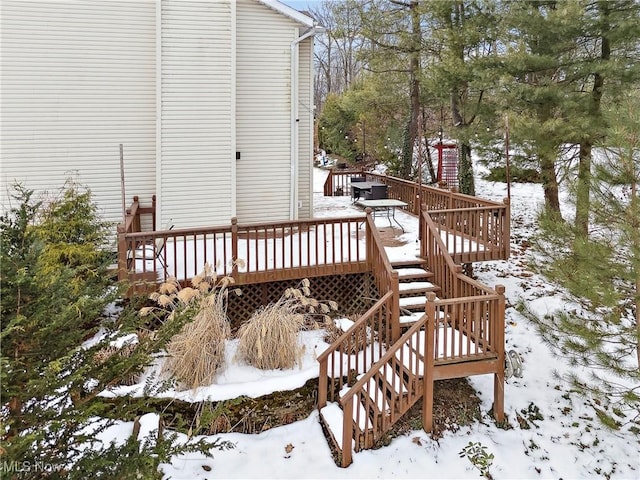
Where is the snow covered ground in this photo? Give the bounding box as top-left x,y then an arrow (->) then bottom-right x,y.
106,168 -> 639,479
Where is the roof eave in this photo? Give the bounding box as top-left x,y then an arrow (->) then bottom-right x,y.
256,0 -> 315,28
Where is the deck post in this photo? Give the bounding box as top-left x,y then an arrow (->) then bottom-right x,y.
365,208 -> 373,269
317,360 -> 328,409
231,217 -> 238,281
502,197 -> 511,260
453,265 -> 463,298
151,194 -> 157,231
341,398 -> 353,467
391,270 -> 400,342
422,292 -> 437,432
494,284 -> 506,424
116,223 -> 128,282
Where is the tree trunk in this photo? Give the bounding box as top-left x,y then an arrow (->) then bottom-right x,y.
400,1 -> 422,179
575,1 -> 610,237
540,151 -> 562,215
458,142 -> 475,196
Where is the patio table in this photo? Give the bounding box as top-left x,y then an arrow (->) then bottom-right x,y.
356,198 -> 408,232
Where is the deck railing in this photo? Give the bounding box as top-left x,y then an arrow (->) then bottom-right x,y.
323,169 -> 510,262
316,209 -> 401,407
364,210 -> 400,341
426,204 -> 510,262
317,291 -> 394,404
117,214 -> 369,287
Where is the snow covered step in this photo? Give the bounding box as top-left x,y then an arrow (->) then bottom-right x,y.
320,403 -> 353,450
395,267 -> 432,280
399,312 -> 426,325
390,258 -> 428,268
399,295 -> 429,310
399,281 -> 439,295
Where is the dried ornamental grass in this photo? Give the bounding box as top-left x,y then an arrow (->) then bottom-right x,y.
236,280 -> 338,370
142,263 -> 241,390
236,299 -> 305,370
164,290 -> 231,390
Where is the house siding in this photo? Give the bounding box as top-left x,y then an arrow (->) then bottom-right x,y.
235,0 -> 296,223
159,0 -> 234,228
0,0 -> 157,224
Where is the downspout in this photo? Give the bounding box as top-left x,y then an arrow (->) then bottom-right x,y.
290,27 -> 320,219
155,0 -> 162,229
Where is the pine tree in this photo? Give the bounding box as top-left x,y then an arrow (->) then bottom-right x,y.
498,0 -> 583,217
0,182 -> 225,478
423,0 -> 501,195
526,93 -> 640,432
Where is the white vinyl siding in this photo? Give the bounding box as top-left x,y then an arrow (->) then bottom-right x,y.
235,0 -> 295,223
0,0 -> 157,224
159,0 -> 234,229
297,37 -> 313,219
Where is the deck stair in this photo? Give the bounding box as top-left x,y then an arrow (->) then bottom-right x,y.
391,259 -> 440,325
317,207 -> 507,468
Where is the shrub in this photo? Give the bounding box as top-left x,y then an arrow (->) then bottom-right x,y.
236,280 -> 338,370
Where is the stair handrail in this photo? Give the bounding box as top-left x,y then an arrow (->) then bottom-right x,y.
364,209 -> 401,341
317,291 -> 394,406
420,208 -> 497,298
336,307 -> 433,466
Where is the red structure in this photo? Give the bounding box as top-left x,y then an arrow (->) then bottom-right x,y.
435,143 -> 458,189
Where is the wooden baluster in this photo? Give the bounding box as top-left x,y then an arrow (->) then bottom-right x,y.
231,217 -> 238,281
422,292 -> 437,432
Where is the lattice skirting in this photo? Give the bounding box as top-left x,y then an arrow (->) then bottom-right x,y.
227,272 -> 379,330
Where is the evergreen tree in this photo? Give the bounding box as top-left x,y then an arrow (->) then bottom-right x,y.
525,93 -> 640,431
570,0 -> 640,237
0,182 -> 224,479
498,0 -> 582,217
423,0 -> 501,195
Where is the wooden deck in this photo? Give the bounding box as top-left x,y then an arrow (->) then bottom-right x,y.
117,168 -> 509,467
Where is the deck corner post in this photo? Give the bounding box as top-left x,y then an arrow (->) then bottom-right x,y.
502,199 -> 511,260
422,292 -> 437,432
494,283 -> 506,424
116,223 -> 128,283
231,217 -> 239,279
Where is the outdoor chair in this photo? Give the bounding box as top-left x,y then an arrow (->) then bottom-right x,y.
350,176 -> 366,201
127,221 -> 174,272
365,184 -> 388,200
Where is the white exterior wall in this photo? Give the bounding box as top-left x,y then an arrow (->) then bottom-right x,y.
159,0 -> 234,229
1,0 -> 315,230
0,0 -> 157,224
235,0 -> 296,223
